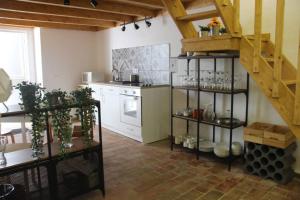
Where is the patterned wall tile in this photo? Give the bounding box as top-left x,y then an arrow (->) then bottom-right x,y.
112,43 -> 170,84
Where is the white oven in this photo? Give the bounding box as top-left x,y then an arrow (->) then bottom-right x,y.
120,88 -> 141,127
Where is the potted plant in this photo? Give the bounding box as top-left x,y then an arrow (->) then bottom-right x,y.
199,25 -> 210,37
44,89 -> 73,154
71,87 -> 95,146
208,17 -> 221,36
220,27 -> 227,35
14,82 -> 45,156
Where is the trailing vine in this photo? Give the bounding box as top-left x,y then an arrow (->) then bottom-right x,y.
44,89 -> 72,155
71,87 -> 95,146
14,81 -> 45,156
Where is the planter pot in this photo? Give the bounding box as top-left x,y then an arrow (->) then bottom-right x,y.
200,31 -> 209,37
211,26 -> 220,36
20,89 -> 37,111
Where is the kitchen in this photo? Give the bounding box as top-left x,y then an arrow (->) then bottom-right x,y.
0,0 -> 300,200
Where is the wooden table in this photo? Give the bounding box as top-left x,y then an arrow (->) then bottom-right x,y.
0,101 -> 105,199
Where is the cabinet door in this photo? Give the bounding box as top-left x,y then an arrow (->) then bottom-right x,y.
102,91 -> 120,128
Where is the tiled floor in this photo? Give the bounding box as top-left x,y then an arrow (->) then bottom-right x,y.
75,129 -> 300,200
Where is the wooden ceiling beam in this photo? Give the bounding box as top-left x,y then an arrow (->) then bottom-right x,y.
109,0 -> 165,9
0,18 -> 102,31
183,0 -> 215,10
22,0 -> 157,17
0,0 -> 133,22
0,10 -> 116,28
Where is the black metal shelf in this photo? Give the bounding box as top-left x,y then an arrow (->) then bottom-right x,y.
172,114 -> 245,129
173,143 -> 242,163
170,54 -> 250,171
172,86 -> 247,94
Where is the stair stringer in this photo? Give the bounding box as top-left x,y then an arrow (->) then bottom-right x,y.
240,36 -> 300,138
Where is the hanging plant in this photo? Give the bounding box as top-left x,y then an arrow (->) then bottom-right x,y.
71,87 -> 95,146
14,81 -> 45,156
44,89 -> 73,155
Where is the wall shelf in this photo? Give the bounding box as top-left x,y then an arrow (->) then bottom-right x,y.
170,54 -> 250,171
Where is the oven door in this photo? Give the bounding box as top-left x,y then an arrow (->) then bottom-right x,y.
120,94 -> 141,127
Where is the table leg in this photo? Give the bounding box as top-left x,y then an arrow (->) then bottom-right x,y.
47,163 -> 58,200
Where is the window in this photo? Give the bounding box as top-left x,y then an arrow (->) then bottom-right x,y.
0,27 -> 37,105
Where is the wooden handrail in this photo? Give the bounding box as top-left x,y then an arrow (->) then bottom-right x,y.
253,0 -> 262,73
294,32 -> 300,125
233,0 -> 240,34
272,0 -> 285,98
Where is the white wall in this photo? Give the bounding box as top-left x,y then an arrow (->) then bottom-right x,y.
95,1 -> 300,172
39,28 -> 99,91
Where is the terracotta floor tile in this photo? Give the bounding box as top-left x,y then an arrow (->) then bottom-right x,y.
73,128 -> 300,200
200,190 -> 224,200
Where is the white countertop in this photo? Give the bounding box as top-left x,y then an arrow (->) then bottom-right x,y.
86,82 -> 170,89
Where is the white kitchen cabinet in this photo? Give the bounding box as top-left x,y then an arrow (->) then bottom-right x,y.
89,83 -> 169,144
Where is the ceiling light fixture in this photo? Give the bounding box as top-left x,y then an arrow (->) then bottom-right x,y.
145,17 -> 151,28
64,0 -> 70,5
134,22 -> 139,30
90,0 -> 98,8
121,22 -> 126,32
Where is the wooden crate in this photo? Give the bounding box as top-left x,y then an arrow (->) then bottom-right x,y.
263,125 -> 295,148
244,122 -> 273,137
244,134 -> 263,144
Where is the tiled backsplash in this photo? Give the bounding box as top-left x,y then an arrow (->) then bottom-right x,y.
112,44 -> 170,84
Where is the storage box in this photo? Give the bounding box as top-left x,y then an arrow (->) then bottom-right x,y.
244,122 -> 273,137
263,125 -> 295,148
244,134 -> 263,144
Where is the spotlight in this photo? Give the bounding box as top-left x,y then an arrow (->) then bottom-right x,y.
121,22 -> 126,32
145,18 -> 151,28
134,22 -> 139,30
64,0 -> 70,5
90,0 -> 98,8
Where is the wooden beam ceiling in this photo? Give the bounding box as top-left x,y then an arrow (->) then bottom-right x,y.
22,0 -> 158,17
0,0 -> 216,31
0,10 -> 116,28
0,18 -> 101,31
0,0 -> 133,22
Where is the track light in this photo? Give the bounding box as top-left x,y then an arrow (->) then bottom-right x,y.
121,22 -> 126,32
134,22 -> 139,30
145,18 -> 151,28
64,0 -> 70,5
90,0 -> 98,8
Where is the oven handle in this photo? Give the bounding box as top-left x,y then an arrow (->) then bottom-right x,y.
120,94 -> 140,98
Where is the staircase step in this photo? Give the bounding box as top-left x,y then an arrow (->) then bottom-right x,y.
264,57 -> 274,62
283,80 -> 297,85
177,10 -> 219,21
182,34 -> 241,52
246,34 -> 270,42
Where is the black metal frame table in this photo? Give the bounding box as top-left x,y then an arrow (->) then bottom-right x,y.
170,53 -> 250,171
0,100 -> 105,199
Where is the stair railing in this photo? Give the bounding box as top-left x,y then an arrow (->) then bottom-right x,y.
253,0 -> 262,73
233,0 -> 240,34
272,0 -> 285,98
294,33 -> 300,125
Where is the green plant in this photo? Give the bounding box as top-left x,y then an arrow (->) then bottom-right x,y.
71,87 -> 95,146
44,89 -> 72,155
14,81 -> 45,156
220,27 -> 227,34
199,25 -> 210,31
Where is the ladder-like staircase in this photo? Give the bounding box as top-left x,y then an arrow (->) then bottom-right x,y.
162,0 -> 300,138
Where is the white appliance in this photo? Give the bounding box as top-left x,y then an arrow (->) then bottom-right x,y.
82,72 -> 102,84
119,88 -> 141,127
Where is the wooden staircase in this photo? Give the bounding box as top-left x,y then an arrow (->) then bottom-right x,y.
161,0 -> 300,138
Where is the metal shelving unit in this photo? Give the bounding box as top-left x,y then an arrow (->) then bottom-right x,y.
170,54 -> 249,171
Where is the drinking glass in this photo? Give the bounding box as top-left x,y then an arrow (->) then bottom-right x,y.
0,136 -> 8,165
200,70 -> 205,88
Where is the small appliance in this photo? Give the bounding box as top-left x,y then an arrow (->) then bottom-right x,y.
82,72 -> 102,84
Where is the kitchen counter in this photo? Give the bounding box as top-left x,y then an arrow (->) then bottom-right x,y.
86,82 -> 169,89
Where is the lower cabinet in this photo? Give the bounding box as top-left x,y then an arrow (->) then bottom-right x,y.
88,83 -> 169,144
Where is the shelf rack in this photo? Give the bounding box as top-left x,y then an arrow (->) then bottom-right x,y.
170,54 -> 249,171
0,100 -> 105,199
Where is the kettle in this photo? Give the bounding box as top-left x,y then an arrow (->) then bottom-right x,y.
130,74 -> 139,83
